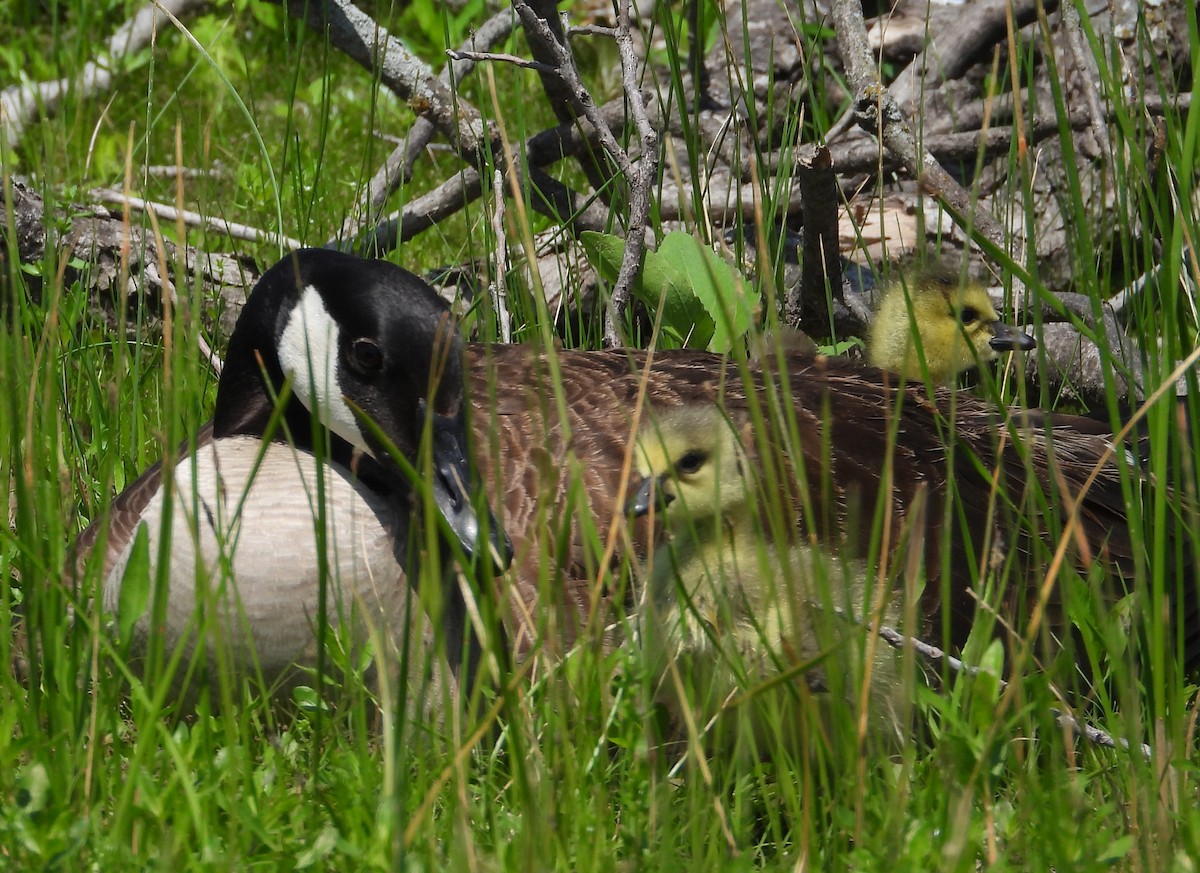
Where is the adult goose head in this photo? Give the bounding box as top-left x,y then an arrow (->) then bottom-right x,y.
213,249 -> 509,567
868,264 -> 1035,383
73,249 -> 510,704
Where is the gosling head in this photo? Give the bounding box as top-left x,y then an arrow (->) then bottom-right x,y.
627,405 -> 749,527
868,264 -> 1035,383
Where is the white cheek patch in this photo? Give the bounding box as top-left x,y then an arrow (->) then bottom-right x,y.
277,285 -> 373,455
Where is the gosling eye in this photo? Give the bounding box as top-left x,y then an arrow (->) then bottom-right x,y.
347,338 -> 385,376
958,306 -> 980,325
676,450 -> 708,476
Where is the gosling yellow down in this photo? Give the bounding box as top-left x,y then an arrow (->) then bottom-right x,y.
869,264 -> 1034,383
629,404 -> 907,752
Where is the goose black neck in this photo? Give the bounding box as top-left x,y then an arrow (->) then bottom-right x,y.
212,254 -> 387,492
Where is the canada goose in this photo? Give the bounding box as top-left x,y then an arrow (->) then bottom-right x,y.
69,250 -> 1190,712
628,404 -> 906,748
868,264 -> 1035,383
71,250 -> 510,703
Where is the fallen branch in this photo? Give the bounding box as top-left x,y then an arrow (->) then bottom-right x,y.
0,0 -> 206,147
284,0 -> 493,161
332,6 -> 516,251
832,0 -> 1011,254
867,618 -> 1152,758
606,0 -> 659,347
92,189 -> 304,251
516,0 -> 618,196
1059,1 -> 1110,159
445,50 -> 555,73
513,0 -> 657,346
888,0 -> 1053,115
4,177 -> 258,343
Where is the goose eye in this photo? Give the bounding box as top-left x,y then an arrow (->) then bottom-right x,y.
676,450 -> 707,475
349,338 -> 384,375
959,307 -> 980,325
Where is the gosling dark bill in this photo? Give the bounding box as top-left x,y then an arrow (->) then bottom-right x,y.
988,319 -> 1036,352
629,475 -> 676,518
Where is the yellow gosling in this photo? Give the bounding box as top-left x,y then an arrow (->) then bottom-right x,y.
868,264 -> 1034,383
629,404 -> 908,755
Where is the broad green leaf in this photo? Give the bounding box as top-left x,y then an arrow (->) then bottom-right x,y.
580,230 -> 717,348
579,230 -> 628,286
641,243 -> 714,348
657,232 -> 757,353
1096,836 -> 1134,864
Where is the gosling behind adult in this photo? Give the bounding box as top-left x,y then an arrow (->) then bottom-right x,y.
869,264 -> 1034,383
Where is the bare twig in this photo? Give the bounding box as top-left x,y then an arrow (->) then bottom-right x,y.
512,0 -> 656,346
841,611 -> 1153,758
312,1 -> 596,255
0,0 -> 206,147
833,115 -> 1084,174
91,189 -> 304,250
332,6 -> 516,251
873,621 -> 1152,757
516,0 -> 616,195
1105,261 -> 1196,318
490,169 -> 513,343
1059,1 -> 1111,159
285,0 -> 493,161
5,177 -> 257,342
889,0 -> 1052,114
356,168 -> 486,255
567,24 -> 617,38
358,151 -> 614,256
830,0 -> 1009,254
512,1 -> 631,177
655,115 -> 1086,227
144,163 -> 227,179
445,50 -> 556,73
605,0 -> 659,347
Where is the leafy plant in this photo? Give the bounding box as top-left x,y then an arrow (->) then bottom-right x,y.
580,229 -> 760,352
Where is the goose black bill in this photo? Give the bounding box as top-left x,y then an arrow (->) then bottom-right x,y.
425,406 -> 513,576
989,320 -> 1036,352
628,475 -> 676,518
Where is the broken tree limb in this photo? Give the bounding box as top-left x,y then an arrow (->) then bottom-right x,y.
831,0 -> 1010,254
4,177 -> 258,342
0,0 -> 206,148
333,6 -> 517,251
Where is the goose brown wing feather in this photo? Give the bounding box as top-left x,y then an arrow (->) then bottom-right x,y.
1007,408 -> 1200,667
466,348 -> 967,652
467,345 -> 1194,670
467,347 -> 654,651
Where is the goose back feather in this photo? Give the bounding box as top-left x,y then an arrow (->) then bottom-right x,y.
466,346 -> 1189,672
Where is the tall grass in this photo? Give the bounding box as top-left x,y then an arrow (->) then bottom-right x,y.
1,0 -> 1199,869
